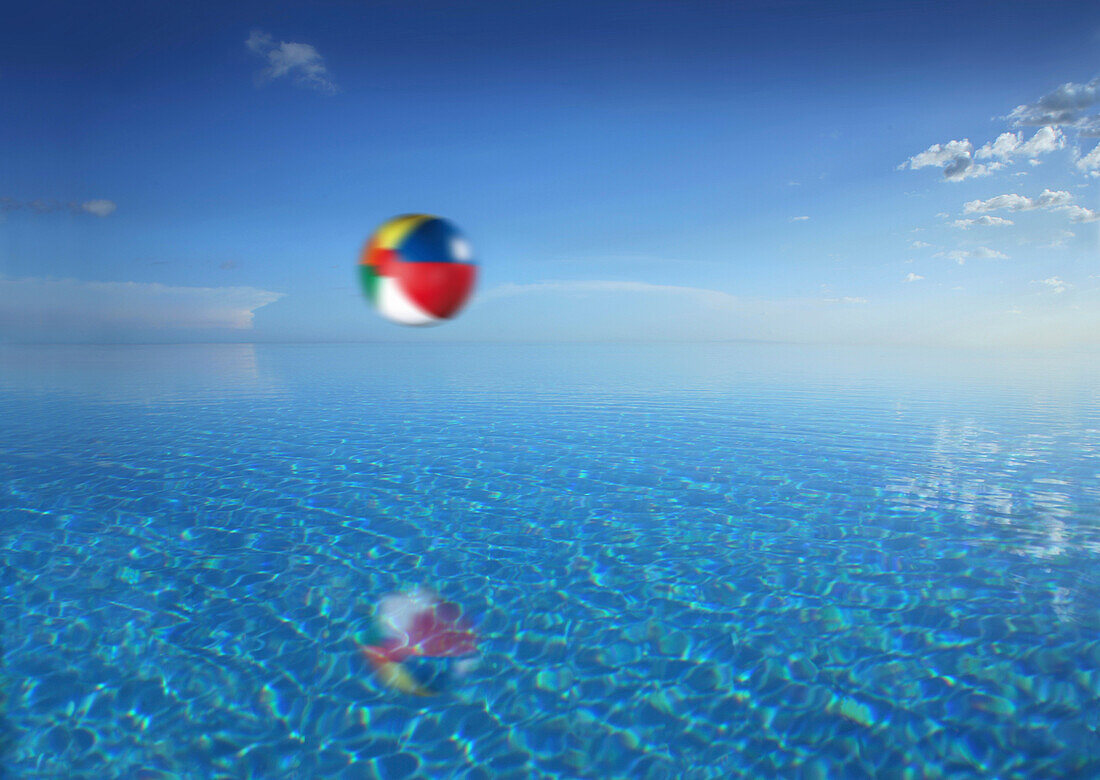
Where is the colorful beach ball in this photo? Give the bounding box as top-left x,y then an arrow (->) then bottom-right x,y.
358,214 -> 477,326
358,588 -> 480,696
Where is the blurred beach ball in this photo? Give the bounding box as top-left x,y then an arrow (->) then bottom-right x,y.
358,214 -> 477,326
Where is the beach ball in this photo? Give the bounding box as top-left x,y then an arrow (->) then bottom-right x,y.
358,214 -> 477,326
357,588 -> 480,697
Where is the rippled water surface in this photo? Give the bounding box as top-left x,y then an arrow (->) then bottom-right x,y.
2,343 -> 1099,778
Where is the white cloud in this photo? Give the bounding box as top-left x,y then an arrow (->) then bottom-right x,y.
246,30 -> 337,94
904,124 -> 1068,188
0,277 -> 284,338
976,127 -> 1065,161
1035,276 -> 1070,294
80,199 -> 117,217
964,193 -> 1031,212
789,215 -> 809,222
910,240 -> 932,249
945,160 -> 998,182
935,247 -> 1008,265
965,189 -> 1099,224
1076,116 -> 1100,137
963,189 -> 1074,213
1008,77 -> 1100,126
902,139 -> 972,169
899,139 -> 1001,181
823,296 -> 868,304
1076,142 -> 1100,173
975,132 -> 1021,161
952,215 -> 1014,229
1018,126 -> 1065,156
904,273 -> 924,283
1060,205 -> 1100,223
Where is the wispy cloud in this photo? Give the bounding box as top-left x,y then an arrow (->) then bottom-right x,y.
469,282 -> 1098,348
952,215 -> 1013,229
0,198 -> 117,217
79,199 -> 117,217
1043,230 -> 1075,248
963,189 -> 1074,213
553,252 -> 703,267
246,30 -> 337,94
789,215 -> 809,222
1034,276 -> 1070,294
904,272 -> 924,283
480,280 -> 738,307
935,247 -> 1009,265
0,277 -> 284,341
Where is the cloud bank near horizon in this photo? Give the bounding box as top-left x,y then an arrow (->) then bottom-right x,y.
0,277 -> 284,342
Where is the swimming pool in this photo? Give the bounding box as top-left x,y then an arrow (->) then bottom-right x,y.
2,343 -> 1098,778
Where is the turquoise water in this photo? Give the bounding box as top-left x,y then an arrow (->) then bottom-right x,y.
2,343 -> 1099,778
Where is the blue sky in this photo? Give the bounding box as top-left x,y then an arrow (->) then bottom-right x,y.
3,0 -> 1100,345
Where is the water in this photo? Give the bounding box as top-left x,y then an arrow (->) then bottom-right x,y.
2,343 -> 1099,778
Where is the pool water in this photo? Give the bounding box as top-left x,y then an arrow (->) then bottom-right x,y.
2,343 -> 1099,778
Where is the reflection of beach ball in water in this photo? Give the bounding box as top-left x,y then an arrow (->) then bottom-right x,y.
357,588 -> 480,697
358,214 -> 477,326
